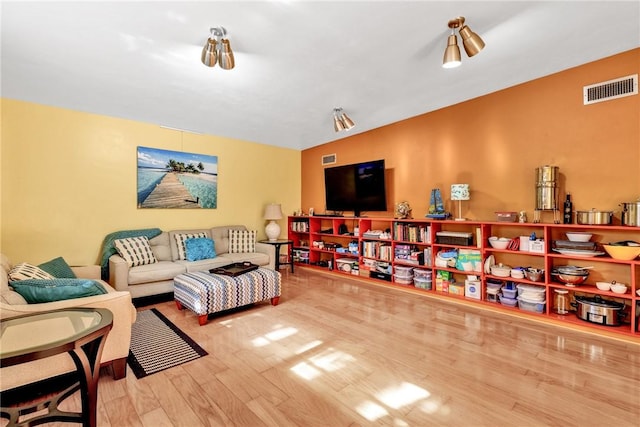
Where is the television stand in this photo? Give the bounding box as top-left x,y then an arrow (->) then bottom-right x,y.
312,213 -> 344,217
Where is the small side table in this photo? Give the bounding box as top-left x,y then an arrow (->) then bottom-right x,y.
259,239 -> 294,273
0,308 -> 113,427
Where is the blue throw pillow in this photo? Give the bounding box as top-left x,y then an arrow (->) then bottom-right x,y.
38,257 -> 77,278
185,237 -> 216,262
10,279 -> 107,304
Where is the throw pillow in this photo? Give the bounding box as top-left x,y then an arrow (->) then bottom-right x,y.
174,232 -> 208,260
38,257 -> 77,278
8,263 -> 55,282
10,279 -> 108,304
114,236 -> 158,267
228,229 -> 257,254
185,237 -> 216,262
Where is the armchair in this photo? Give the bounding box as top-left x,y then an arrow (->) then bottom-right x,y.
0,254 -> 136,391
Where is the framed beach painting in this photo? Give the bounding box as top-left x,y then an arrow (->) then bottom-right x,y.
137,146 -> 218,209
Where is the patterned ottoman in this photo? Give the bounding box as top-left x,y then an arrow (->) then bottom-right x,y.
174,268 -> 281,326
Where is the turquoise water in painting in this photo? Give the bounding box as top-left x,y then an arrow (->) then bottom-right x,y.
137,168 -> 217,208
177,174 -> 217,208
137,169 -> 166,205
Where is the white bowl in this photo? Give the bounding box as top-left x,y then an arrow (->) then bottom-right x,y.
488,237 -> 510,249
491,264 -> 512,277
566,232 -> 593,242
511,269 -> 525,279
595,282 -> 611,291
610,283 -> 628,294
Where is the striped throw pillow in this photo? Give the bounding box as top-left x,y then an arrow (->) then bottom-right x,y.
228,229 -> 256,254
8,263 -> 55,282
114,236 -> 158,267
174,232 -> 208,260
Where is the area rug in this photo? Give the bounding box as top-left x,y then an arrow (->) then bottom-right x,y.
127,308 -> 208,379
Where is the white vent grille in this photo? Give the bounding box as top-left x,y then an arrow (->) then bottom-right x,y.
583,74 -> 638,105
322,154 -> 336,165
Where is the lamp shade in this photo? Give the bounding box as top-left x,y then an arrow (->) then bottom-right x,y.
442,34 -> 461,68
341,112 -> 355,130
263,203 -> 283,220
459,25 -> 485,57
451,184 -> 470,201
218,39 -> 235,69
201,38 -> 217,67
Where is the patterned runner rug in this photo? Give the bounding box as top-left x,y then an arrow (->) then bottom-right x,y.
127,308 -> 208,378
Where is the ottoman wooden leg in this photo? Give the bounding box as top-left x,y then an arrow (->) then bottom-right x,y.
175,300 -> 184,310
198,314 -> 209,326
271,296 -> 280,306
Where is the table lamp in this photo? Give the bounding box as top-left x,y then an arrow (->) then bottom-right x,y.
263,203 -> 283,241
451,184 -> 470,221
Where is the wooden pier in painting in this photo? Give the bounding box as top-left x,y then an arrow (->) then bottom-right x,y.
140,173 -> 201,208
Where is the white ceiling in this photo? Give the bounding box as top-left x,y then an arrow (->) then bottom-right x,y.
2,1 -> 639,150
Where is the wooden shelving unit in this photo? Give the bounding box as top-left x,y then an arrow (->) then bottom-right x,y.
288,215 -> 640,342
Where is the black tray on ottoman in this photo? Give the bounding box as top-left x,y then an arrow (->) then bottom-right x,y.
210,262 -> 259,277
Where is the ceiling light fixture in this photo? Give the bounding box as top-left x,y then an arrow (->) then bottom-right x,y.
333,108 -> 355,132
442,17 -> 485,69
201,26 -> 235,70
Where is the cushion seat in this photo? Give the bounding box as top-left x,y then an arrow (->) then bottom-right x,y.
176,256 -> 232,273
128,261 -> 186,285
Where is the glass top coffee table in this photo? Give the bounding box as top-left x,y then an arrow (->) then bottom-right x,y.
1,308 -> 113,427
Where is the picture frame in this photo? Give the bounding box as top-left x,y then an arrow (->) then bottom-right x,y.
137,146 -> 218,209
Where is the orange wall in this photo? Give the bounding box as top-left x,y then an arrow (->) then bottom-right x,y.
301,49 -> 640,224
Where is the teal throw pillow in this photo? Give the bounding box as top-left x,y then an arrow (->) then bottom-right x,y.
38,257 -> 77,278
185,237 -> 216,262
10,279 -> 107,304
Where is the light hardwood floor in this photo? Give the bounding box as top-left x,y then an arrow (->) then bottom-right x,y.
18,269 -> 640,426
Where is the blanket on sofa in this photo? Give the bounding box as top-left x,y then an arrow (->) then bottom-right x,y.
100,228 -> 163,280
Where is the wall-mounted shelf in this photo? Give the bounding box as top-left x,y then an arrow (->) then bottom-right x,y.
288,216 -> 640,341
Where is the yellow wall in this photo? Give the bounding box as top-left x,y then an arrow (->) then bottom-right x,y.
301,49 -> 640,223
1,100 -> 301,265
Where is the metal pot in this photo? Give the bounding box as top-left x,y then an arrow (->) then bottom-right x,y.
620,200 -> 640,226
572,295 -> 626,326
575,208 -> 613,225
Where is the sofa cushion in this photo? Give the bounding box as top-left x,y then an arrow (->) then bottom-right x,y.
128,261 -> 186,285
114,236 -> 158,267
1,289 -> 28,305
10,279 -> 108,303
172,231 -> 210,260
229,229 -> 257,254
210,225 -> 247,255
176,256 -> 233,273
38,257 -> 77,278
8,263 -> 55,282
185,237 -> 216,262
149,232 -> 172,261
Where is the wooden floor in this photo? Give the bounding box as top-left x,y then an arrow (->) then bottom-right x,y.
17,269 -> 640,426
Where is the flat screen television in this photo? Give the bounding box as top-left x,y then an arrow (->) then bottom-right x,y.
324,159 -> 387,217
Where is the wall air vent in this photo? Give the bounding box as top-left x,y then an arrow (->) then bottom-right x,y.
583,74 -> 638,105
322,154 -> 336,165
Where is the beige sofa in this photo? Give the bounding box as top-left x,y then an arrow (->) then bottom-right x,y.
109,225 -> 275,298
0,254 -> 136,391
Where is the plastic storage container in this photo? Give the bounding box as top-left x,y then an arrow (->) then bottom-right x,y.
414,276 -> 432,290
394,274 -> 414,285
499,294 -> 518,307
413,268 -> 432,279
394,265 -> 414,277
517,296 -> 546,313
517,284 -> 546,301
501,282 -> 518,298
